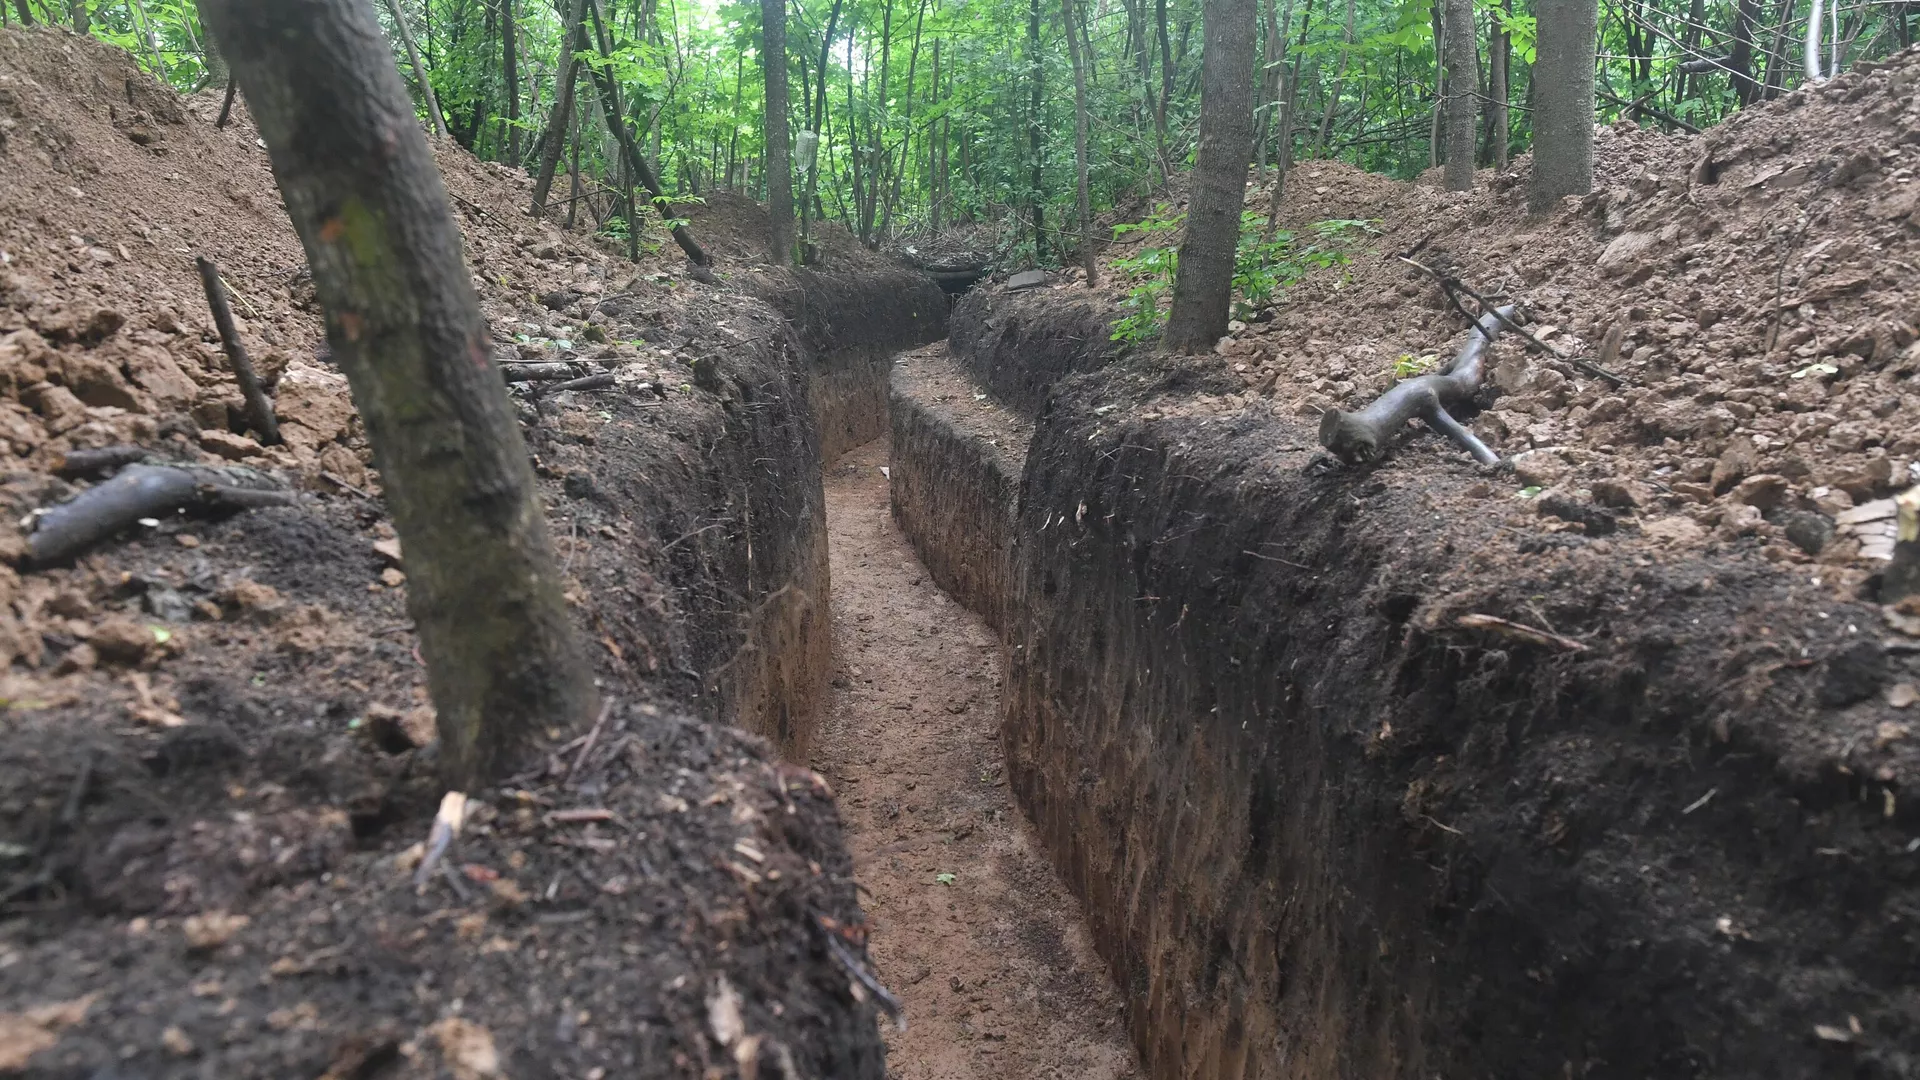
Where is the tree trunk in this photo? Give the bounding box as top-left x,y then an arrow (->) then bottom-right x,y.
9,0 -> 31,26
1155,0 -> 1173,173
530,0 -> 585,215
199,0 -> 596,790
71,0 -> 86,34
501,0 -> 520,165
1442,0 -> 1477,188
1252,0 -> 1285,180
800,0 -> 845,260
1729,0 -> 1761,103
1027,0 -> 1047,257
1062,0 -> 1096,283
565,105 -> 583,228
1428,0 -> 1444,168
762,0 -> 797,264
1163,0 -> 1256,352
1528,0 -> 1597,214
382,0 -> 450,138
584,0 -> 711,264
1312,0 -> 1356,157
1488,0 -> 1509,168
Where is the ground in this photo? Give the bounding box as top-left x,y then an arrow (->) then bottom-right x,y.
816,440 -> 1137,1080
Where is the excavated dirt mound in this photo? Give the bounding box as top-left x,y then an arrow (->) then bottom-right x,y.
0,25 -> 942,1078
889,49 -> 1920,1080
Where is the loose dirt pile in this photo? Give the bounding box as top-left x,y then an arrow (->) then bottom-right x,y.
1082,47 -> 1920,600
0,24 -> 925,1078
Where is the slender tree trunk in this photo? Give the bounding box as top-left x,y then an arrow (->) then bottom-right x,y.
1252,0 -> 1288,182
800,0 -> 845,260
502,0 -> 520,164
929,38 -> 944,230
1488,0 -> 1509,168
382,0 -> 450,138
71,0 -> 86,34
1428,0 -> 1444,168
1155,0 -> 1173,172
1263,0 -> 1315,235
530,0 -> 585,215
9,0 -> 30,26
1729,0 -> 1761,103
1529,0 -> 1597,214
762,0 -> 796,263
1312,0 -> 1356,157
200,0 -> 596,790
1062,0 -> 1096,283
1164,0 -> 1257,352
1442,0 -> 1478,188
566,105 -> 583,228
584,0 -> 711,263
1027,0 -> 1046,256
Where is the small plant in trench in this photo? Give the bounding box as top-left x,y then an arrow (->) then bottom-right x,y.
935,872 -> 957,886
1393,352 -> 1440,378
1108,212 -> 1376,346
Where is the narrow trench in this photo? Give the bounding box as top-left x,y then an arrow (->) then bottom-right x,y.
812,438 -> 1141,1080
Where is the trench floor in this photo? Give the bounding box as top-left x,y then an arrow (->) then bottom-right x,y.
814,439 -> 1140,1080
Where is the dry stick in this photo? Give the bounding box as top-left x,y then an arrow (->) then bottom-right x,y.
1455,612 -> 1590,652
565,697 -> 616,785
194,256 -> 281,445
1318,305 -> 1515,465
1399,258 -> 1630,387
215,75 -> 238,128
540,373 -> 616,393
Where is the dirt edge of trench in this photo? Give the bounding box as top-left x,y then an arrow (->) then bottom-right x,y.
887,286 -> 1920,1079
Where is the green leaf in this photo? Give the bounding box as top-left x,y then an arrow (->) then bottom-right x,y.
935,872 -> 957,885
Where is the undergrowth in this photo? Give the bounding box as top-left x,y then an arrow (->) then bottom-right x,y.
1109,209 -> 1375,346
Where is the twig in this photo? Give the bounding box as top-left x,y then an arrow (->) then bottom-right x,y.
319,471 -> 374,499
1681,787 -> 1718,815
565,697 -> 615,786
1399,258 -> 1630,387
819,922 -> 906,1030
1241,549 -> 1311,569
449,191 -> 510,229
541,373 -> 616,393
53,446 -> 148,478
195,256 -> 281,444
660,520 -> 729,554
1455,612 -> 1590,653
215,75 -> 237,128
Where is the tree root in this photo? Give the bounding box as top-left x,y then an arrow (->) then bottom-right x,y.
28,464 -> 296,567
1318,305 -> 1517,465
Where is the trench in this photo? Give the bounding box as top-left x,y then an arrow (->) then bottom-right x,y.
809,437 -> 1140,1080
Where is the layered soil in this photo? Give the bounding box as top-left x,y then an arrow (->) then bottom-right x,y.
0,25 -> 940,1078
888,54 -> 1920,1080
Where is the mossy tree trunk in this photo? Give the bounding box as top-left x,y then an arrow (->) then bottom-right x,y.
200,0 -> 598,790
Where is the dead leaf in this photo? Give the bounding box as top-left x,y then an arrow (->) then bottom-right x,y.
0,994 -> 97,1071
432,1017 -> 500,1079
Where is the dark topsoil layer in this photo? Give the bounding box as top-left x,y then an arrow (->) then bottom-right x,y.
890,71 -> 1920,1076
0,25 -> 942,1078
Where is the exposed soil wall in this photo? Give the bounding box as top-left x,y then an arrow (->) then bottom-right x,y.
887,344 -> 1030,633
947,287 -> 1116,416
0,26 -> 935,1078
901,282 -> 1920,1079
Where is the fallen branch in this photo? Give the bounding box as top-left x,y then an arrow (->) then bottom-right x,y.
540,373 -> 616,394
27,463 -> 295,566
1319,305 -> 1515,465
52,445 -> 148,478
500,362 -> 583,383
1455,612 -> 1589,653
1400,258 -> 1629,387
215,75 -> 238,128
195,256 -> 282,444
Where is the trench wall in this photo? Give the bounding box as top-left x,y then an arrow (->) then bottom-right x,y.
893,283 -> 1920,1079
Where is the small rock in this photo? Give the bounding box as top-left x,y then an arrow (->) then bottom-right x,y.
220,579 -> 286,621
539,289 -> 581,311
1710,436 -> 1757,494
1595,231 -> 1659,277
372,538 -> 404,567
1512,451 -> 1570,488
198,429 -> 263,460
1005,270 -> 1051,291
53,643 -> 97,675
161,1026 -> 194,1057
88,617 -> 163,665
181,911 -> 249,950
1731,473 -> 1790,510
1719,503 -> 1764,536
1591,478 -> 1647,509
1888,682 -> 1918,709
1642,516 -> 1707,545
379,567 -> 406,588
1820,641 -> 1888,707
1779,510 -> 1834,555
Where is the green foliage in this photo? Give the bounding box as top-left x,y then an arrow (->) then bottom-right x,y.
1393,352 -> 1439,378
1110,212 -> 1371,346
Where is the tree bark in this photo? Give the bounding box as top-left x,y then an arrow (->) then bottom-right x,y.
1528,0 -> 1597,215
1428,0 -> 1444,168
1442,0 -> 1478,188
501,0 -> 520,164
1488,0 -> 1509,168
530,0 -> 586,216
761,0 -> 797,264
199,0 -> 597,789
1061,0 -> 1096,283
1163,0 -> 1256,352
1155,0 -> 1173,174
1027,0 -> 1047,256
382,0 -> 450,138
